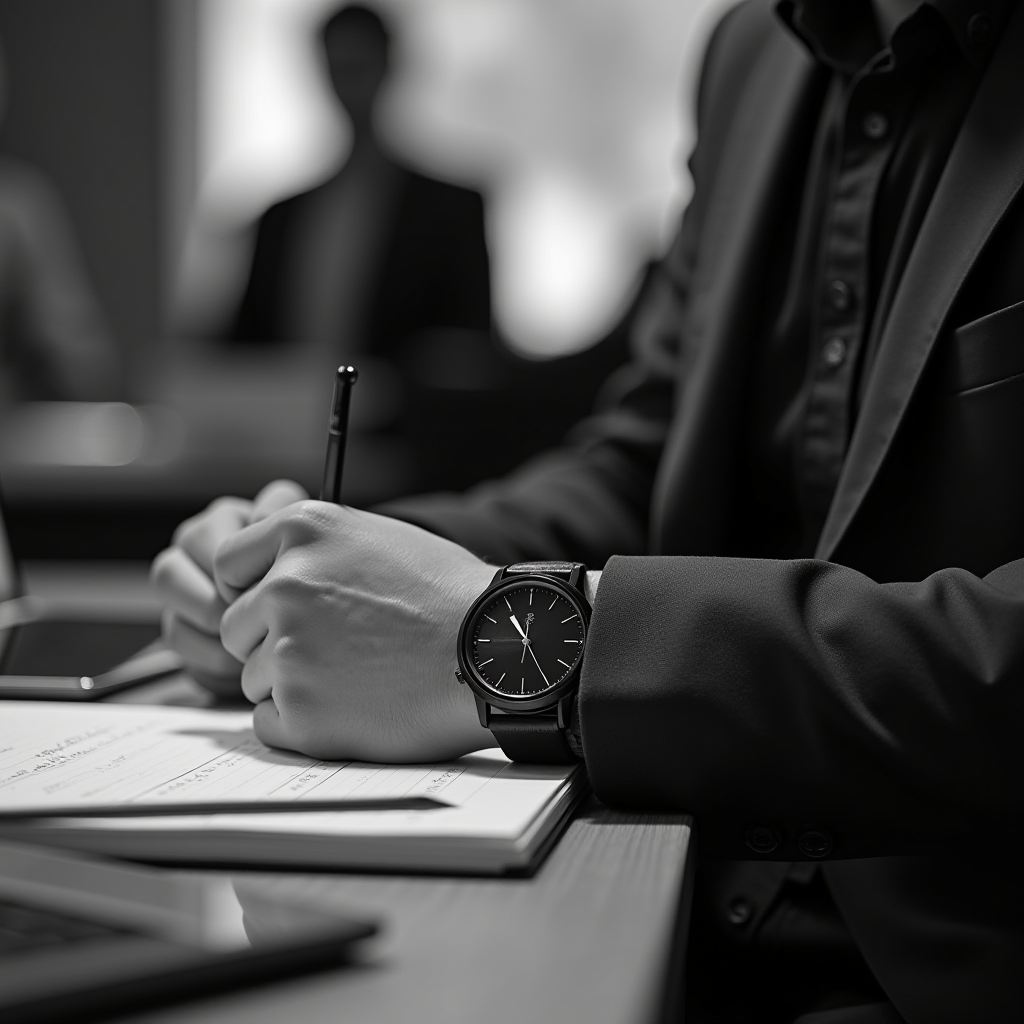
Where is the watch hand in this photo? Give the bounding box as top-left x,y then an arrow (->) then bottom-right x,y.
510,613 -> 532,664
526,643 -> 550,687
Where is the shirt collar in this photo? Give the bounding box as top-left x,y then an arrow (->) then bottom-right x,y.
776,0 -> 1015,74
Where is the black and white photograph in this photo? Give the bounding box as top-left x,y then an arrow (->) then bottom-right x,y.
0,1 -> 1021,1021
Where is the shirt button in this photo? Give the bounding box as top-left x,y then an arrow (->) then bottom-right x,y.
744,825 -> 782,855
862,111 -> 889,140
822,336 -> 847,368
827,280 -> 852,311
797,827 -> 835,859
727,897 -> 754,926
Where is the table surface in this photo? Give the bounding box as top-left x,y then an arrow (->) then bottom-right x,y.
15,564 -> 695,1024
114,801 -> 694,1024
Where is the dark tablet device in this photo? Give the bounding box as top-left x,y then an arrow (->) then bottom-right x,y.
0,483 -> 181,699
0,839 -> 377,1024
0,614 -> 181,700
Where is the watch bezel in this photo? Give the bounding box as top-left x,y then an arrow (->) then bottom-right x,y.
457,573 -> 590,714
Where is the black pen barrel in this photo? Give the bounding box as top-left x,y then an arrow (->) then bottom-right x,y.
320,365 -> 358,503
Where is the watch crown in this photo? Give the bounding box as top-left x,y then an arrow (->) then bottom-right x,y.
454,669 -> 465,684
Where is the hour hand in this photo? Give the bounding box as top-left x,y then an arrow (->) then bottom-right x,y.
509,615 -> 528,640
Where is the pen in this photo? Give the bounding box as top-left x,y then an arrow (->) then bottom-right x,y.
320,365 -> 358,503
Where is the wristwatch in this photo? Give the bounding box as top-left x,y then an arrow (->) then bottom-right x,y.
455,562 -> 589,764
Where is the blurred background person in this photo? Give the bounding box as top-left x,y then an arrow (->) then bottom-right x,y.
231,5 -> 490,369
0,36 -> 120,411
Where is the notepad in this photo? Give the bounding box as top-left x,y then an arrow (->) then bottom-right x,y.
0,703 -> 586,874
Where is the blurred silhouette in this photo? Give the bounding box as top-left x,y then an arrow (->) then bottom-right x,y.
229,5 -> 491,384
0,36 -> 120,410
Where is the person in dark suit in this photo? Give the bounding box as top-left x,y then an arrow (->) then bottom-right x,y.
153,1 -> 1024,1020
230,4 -> 490,374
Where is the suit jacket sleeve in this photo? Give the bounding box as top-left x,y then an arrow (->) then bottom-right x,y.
582,554 -> 1024,859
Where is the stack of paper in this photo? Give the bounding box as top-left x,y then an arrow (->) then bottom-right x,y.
0,703 -> 586,874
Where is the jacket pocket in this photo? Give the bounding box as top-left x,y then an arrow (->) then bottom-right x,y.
944,299 -> 1024,394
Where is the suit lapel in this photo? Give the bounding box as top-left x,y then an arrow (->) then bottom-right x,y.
816,1 -> 1024,561
653,24 -> 817,554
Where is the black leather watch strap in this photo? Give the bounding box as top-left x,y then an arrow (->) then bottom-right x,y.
489,714 -> 578,765
503,562 -> 581,581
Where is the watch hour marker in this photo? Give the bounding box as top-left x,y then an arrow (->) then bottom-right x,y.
477,638 -> 490,642
521,677 -> 525,693
478,658 -> 494,667
558,658 -> 572,669
548,598 -> 557,611
561,614 -> 578,623
504,597 -> 513,612
484,614 -> 496,624
497,673 -> 506,685
564,639 -> 581,643
529,589 -> 533,605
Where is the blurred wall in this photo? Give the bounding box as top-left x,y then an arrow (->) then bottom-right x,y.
0,0 -> 161,395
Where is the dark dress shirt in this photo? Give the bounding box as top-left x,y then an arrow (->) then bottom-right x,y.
737,0 -> 1012,559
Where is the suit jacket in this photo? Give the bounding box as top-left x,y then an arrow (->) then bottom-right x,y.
383,3 -> 1024,1020
231,166 -> 491,357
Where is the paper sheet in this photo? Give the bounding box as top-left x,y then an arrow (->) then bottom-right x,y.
0,702 -> 511,816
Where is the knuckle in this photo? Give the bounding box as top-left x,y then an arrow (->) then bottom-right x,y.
283,500 -> 340,542
268,632 -> 305,667
150,548 -> 177,591
208,495 -> 247,516
172,511 -> 207,549
264,570 -> 311,603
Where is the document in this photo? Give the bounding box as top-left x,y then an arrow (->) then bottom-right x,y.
0,702 -> 491,815
0,703 -> 585,873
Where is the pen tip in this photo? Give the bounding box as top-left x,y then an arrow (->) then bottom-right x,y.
337,365 -> 359,385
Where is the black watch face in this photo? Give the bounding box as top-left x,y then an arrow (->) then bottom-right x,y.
466,582 -> 586,700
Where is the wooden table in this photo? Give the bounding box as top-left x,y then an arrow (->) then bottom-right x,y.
21,563 -> 696,1024
113,802 -> 694,1024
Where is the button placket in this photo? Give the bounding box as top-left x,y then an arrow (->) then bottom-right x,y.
797,70 -> 901,522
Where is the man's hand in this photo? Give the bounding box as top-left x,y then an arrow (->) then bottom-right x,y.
150,480 -> 308,696
214,502 -> 497,762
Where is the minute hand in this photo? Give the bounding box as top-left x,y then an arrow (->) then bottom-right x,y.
509,615 -> 550,686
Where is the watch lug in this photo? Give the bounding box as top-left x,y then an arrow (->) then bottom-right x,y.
473,693 -> 490,728
567,564 -> 582,590
455,669 -> 465,684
